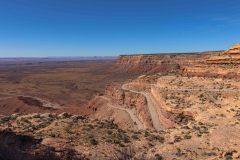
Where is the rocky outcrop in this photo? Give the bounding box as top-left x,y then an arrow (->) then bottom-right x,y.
105,83 -> 153,129
225,43 -> 240,54
206,44 -> 240,64
180,45 -> 240,78
182,65 -> 240,79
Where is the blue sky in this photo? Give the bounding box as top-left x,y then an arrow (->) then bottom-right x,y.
0,0 -> 239,57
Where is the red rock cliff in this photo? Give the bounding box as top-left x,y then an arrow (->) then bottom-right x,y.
115,54 -> 181,74
105,83 -> 153,129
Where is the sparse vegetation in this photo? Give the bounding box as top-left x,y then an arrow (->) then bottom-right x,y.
89,138 -> 98,145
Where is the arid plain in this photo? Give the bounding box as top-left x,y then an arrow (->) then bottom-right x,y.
0,59 -> 134,115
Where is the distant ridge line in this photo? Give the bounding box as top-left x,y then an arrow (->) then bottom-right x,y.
120,50 -> 223,56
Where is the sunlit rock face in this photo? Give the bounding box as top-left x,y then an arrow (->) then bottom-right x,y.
115,54 -> 181,74
225,43 -> 240,54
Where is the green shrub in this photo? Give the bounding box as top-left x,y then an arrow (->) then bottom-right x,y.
131,134 -> 139,140
144,131 -> 150,137
89,138 -> 98,145
155,154 -> 163,160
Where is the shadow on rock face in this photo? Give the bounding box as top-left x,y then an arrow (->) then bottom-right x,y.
0,130 -> 85,160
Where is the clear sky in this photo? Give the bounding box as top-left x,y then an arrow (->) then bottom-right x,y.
0,0 -> 239,57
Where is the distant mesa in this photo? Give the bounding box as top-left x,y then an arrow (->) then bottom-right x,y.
225,43 -> 240,54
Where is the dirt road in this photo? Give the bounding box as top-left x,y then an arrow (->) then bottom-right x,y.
121,84 -> 162,131
100,96 -> 144,130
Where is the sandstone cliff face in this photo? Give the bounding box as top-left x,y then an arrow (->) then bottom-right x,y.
115,54 -> 180,74
115,52 -> 234,77
115,45 -> 239,79
206,44 -> 240,64
105,83 -> 153,129
225,43 -> 240,54
181,45 -> 240,78
182,65 -> 240,79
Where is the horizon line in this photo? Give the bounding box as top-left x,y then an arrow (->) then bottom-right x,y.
0,50 -> 225,59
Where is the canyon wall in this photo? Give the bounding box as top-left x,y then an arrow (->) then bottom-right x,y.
115,50 -> 240,79
114,52 -> 216,74
105,83 -> 153,129
115,54 -> 181,74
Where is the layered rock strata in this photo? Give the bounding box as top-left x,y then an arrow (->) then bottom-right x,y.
105,83 -> 153,129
